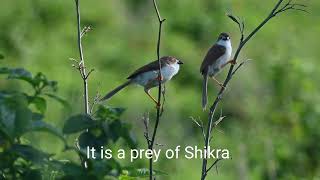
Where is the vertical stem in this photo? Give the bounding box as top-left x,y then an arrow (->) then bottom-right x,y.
149,21 -> 164,148
148,0 -> 166,179
75,0 -> 89,115
74,0 -> 90,169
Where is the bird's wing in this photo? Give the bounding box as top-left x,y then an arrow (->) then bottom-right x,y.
127,59 -> 166,79
200,44 -> 226,75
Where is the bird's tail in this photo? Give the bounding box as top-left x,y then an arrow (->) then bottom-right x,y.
202,74 -> 208,111
100,80 -> 132,102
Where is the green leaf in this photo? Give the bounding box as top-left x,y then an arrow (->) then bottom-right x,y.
0,104 -> 15,139
6,68 -> 34,85
32,72 -> 46,87
33,72 -> 58,91
49,161 -> 85,177
0,93 -> 32,138
78,131 -> 98,149
0,67 -> 9,74
27,120 -> 66,145
21,169 -> 42,180
0,134 -> 11,152
30,96 -> 47,114
121,168 -> 167,178
94,105 -> 125,121
226,13 -> 241,25
95,158 -> 121,173
32,112 -> 44,121
118,175 -> 136,180
0,68 -> 59,93
103,120 -> 137,148
0,54 -> 4,60
0,67 -> 34,86
93,106 -> 137,148
10,144 -> 51,164
79,129 -> 109,149
50,160 -> 114,180
44,93 -> 71,110
63,114 -> 97,134
47,80 -> 58,92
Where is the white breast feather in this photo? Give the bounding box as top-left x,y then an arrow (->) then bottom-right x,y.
132,63 -> 180,87
162,63 -> 180,81
208,40 -> 232,76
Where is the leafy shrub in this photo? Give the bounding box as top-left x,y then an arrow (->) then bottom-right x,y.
0,66 -> 152,179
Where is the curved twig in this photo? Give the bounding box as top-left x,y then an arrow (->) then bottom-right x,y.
200,0 -> 306,179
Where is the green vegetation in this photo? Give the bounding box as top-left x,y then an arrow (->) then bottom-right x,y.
0,68 -> 143,179
0,0 -> 319,179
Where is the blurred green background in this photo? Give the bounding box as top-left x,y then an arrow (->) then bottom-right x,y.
0,0 -> 319,179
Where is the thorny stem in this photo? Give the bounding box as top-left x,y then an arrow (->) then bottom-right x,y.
200,0 -> 306,179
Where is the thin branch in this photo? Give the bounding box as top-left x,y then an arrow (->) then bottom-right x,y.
213,116 -> 226,127
200,0 -> 306,179
160,84 -> 166,116
80,26 -> 92,38
190,116 -> 206,142
231,59 -> 252,76
191,117 -> 201,127
74,0 -> 92,170
78,63 -> 86,79
75,0 -> 90,115
143,113 -> 151,146
152,0 -> 165,22
274,0 -> 309,15
89,90 -> 101,114
148,1 -> 166,180
209,111 -> 225,143
149,0 -> 164,149
206,159 -> 222,174
85,68 -> 95,80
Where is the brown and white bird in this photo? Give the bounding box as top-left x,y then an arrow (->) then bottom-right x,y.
100,56 -> 183,106
200,32 -> 234,110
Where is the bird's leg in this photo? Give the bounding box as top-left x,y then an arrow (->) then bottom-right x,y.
144,89 -> 161,109
156,74 -> 164,82
211,76 -> 226,89
221,59 -> 237,68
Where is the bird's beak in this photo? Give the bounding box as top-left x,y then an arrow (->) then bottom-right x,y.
178,60 -> 184,64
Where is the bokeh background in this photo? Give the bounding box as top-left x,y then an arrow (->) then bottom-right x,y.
0,0 -> 319,179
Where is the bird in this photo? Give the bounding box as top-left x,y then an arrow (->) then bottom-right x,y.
100,56 -> 183,107
200,32 -> 234,110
